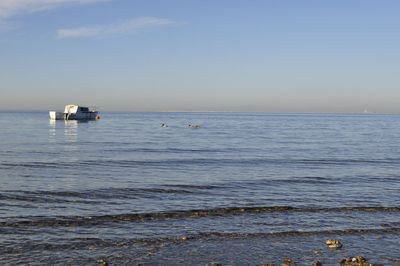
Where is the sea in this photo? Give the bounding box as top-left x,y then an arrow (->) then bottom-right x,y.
1,112 -> 400,265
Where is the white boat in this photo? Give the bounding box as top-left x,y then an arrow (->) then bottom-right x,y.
49,104 -> 99,121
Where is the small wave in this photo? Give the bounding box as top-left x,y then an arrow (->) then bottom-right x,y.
0,193 -> 92,204
79,157 -> 400,168
102,147 -> 234,153
195,227 -> 400,239
26,187 -> 194,197
0,162 -> 63,170
162,184 -> 223,190
2,157 -> 400,170
2,206 -> 400,228
2,227 -> 400,254
1,186 -> 202,203
236,176 -> 338,186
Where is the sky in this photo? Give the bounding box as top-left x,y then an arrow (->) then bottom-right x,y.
0,0 -> 399,112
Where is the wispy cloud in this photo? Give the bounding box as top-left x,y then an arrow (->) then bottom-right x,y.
0,0 -> 108,20
56,17 -> 178,39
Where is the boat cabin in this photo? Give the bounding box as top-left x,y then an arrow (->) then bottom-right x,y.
49,104 -> 99,121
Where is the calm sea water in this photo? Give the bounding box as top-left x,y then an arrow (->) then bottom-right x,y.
1,112 -> 400,265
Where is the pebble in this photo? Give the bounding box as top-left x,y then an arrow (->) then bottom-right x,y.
282,258 -> 295,266
312,261 -> 322,266
96,259 -> 108,266
339,255 -> 377,266
326,239 -> 342,249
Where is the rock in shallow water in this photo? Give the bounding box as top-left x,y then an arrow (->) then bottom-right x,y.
96,259 -> 108,266
326,239 -> 342,249
338,255 -> 380,266
282,258 -> 295,265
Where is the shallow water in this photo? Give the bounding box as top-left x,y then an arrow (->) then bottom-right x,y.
1,112 -> 400,265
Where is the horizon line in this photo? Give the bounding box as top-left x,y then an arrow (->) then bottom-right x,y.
0,109 -> 398,115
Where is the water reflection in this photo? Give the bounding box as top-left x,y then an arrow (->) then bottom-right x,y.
64,120 -> 78,143
48,119 -> 57,143
48,120 -> 80,144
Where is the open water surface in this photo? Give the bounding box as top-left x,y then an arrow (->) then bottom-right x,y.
1,112 -> 400,265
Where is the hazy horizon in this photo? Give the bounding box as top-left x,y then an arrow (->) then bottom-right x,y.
1,0 -> 399,113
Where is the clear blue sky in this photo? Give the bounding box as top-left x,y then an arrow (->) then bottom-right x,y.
1,0 -> 399,112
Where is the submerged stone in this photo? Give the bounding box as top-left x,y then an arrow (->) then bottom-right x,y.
326,239 -> 342,249
339,255 -> 374,266
282,258 -> 295,266
96,259 -> 108,266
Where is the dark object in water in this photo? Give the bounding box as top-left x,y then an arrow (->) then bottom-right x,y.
326,239 -> 342,249
188,124 -> 201,129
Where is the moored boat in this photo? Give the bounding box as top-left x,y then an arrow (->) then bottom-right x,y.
49,104 -> 99,121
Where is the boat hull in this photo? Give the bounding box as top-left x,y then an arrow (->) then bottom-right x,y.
49,111 -> 98,121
